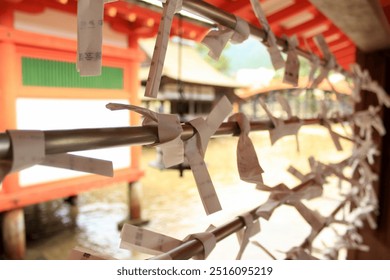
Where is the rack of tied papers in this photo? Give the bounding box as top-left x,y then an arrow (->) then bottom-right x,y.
2,0 -> 390,260
1,94 -> 387,260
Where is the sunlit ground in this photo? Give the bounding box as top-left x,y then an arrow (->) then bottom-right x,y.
24,124 -> 353,260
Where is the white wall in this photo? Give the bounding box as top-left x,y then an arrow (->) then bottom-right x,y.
16,98 -> 131,186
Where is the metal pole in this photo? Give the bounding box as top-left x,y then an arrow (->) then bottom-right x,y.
0,117 -> 345,160
181,0 -> 346,74
149,179 -> 316,260
127,0 -> 348,75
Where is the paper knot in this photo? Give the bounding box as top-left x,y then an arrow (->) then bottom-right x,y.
201,16 -> 249,60
235,212 -> 260,259
259,95 -> 301,150
228,113 -> 264,185
106,103 -> 184,168
183,96 -> 232,215
184,232 -> 216,260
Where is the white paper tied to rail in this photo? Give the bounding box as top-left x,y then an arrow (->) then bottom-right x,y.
0,130 -> 113,183
235,212 -> 260,260
288,158 -> 344,187
287,158 -> 329,186
183,232 -> 216,260
258,95 -> 301,150
256,181 -> 323,222
334,227 -> 369,253
361,162 -> 379,185
120,223 -> 183,257
282,35 -> 300,87
307,53 -> 321,88
353,105 -> 386,138
310,35 -> 336,89
106,103 -> 184,168
349,63 -> 365,103
254,184 -> 293,220
201,16 -> 250,60
120,223 -> 216,260
319,101 -> 343,151
306,157 -> 332,186
75,0 -> 118,75
351,63 -> 390,108
144,0 -> 182,98
346,204 -> 377,230
154,224 -> 215,260
228,113 -> 264,186
249,0 -> 284,70
367,80 -> 390,107
184,96 -> 232,215
350,135 -> 379,166
77,0 -> 105,76
287,165 -> 307,182
294,201 -> 327,236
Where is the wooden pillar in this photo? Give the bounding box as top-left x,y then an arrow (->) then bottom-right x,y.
0,4 -> 18,191
0,5 -> 26,260
347,49 -> 390,259
127,181 -> 148,226
2,209 -> 25,260
117,35 -> 148,229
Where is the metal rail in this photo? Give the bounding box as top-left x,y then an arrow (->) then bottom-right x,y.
149,176 -> 354,260
149,179 -> 316,260
0,117 -> 341,160
127,0 -> 349,75
182,0 -> 347,74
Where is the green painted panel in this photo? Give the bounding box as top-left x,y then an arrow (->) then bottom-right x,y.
22,57 -> 123,89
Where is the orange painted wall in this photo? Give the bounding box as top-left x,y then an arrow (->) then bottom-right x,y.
0,6 -> 145,212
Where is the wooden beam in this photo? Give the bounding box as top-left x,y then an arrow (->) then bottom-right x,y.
268,1 -> 314,26
336,53 -> 355,67
282,13 -> 330,36
310,0 -> 390,52
333,45 -> 356,58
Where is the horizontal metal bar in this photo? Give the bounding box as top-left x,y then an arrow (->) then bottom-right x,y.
182,0 -> 346,74
0,117 -> 348,160
0,121 -> 250,159
150,178 -> 316,260
0,117 -> 343,160
182,0 -> 272,45
130,0 -> 347,74
125,0 -> 215,28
